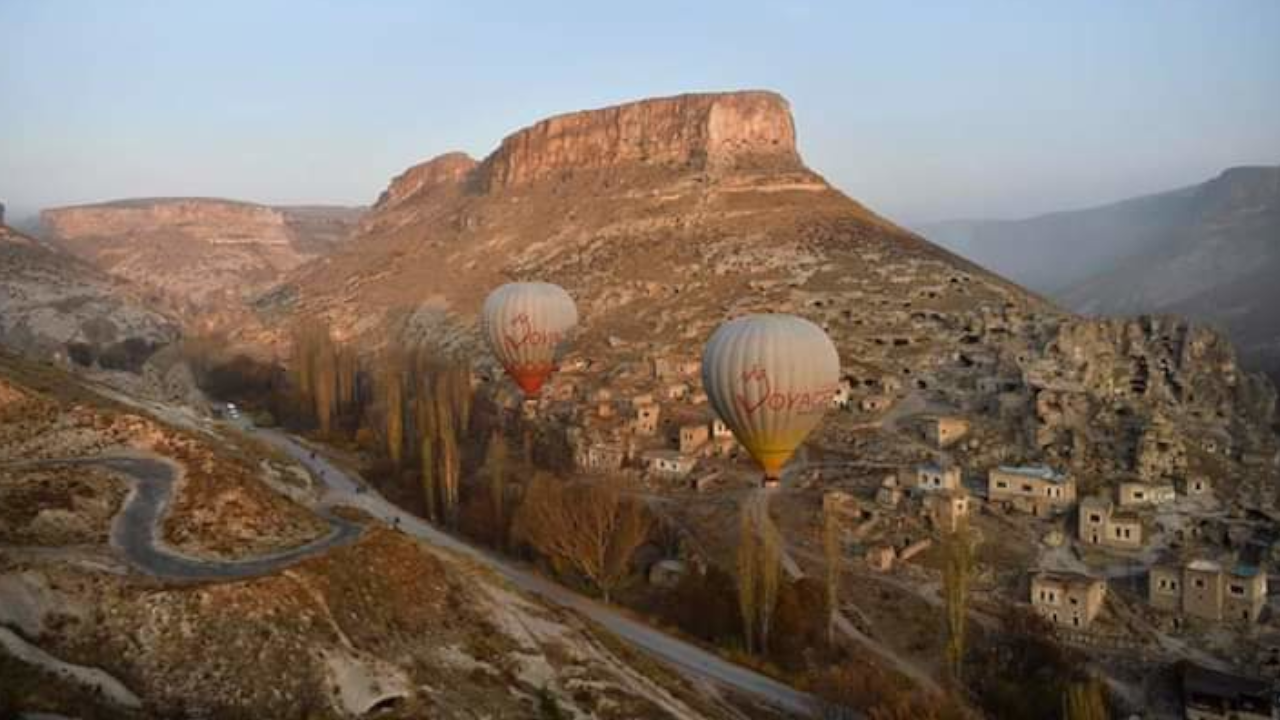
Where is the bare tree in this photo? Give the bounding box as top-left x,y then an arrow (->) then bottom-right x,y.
378,350 -> 406,467
823,506 -> 841,646
1063,677 -> 1109,720
941,521 -> 974,682
513,473 -> 652,603
736,506 -> 759,654
434,377 -> 461,524
483,431 -> 510,548
757,509 -> 781,655
736,500 -> 782,655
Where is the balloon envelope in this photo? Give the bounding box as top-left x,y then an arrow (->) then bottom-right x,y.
482,282 -> 578,396
701,314 -> 840,482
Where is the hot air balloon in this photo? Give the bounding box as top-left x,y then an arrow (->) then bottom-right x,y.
702,314 -> 840,487
482,282 -> 578,397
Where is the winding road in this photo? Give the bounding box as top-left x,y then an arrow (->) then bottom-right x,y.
250,427 -> 819,717
10,428 -> 819,717
15,455 -> 363,580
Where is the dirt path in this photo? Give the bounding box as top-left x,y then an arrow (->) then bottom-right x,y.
748,489 -> 944,696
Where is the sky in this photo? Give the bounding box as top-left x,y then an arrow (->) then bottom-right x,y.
1,1 -> 1278,225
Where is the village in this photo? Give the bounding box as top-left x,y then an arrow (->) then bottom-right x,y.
470,267 -> 1280,719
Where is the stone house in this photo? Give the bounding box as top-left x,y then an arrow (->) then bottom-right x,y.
1150,560 -> 1268,623
633,402 -> 661,436
1181,663 -> 1276,720
678,422 -> 710,454
664,382 -> 690,401
1078,497 -> 1143,550
831,383 -> 852,409
915,463 -> 962,493
711,418 -> 733,440
924,489 -> 971,533
641,449 -> 697,479
876,475 -> 902,508
924,416 -> 970,448
580,442 -> 626,473
988,465 -> 1077,516
1030,572 -> 1107,629
1118,481 -> 1177,507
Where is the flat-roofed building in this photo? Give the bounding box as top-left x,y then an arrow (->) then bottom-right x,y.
1078,496 -> 1143,550
1118,481 -> 1177,507
1030,572 -> 1107,629
641,449 -> 697,479
924,488 -> 971,533
924,416 -> 970,448
988,465 -> 1076,516
1181,663 -> 1276,720
1149,560 -> 1268,624
678,422 -> 710,454
914,463 -> 962,493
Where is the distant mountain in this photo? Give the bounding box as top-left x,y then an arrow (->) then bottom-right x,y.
917,166 -> 1280,381
41,198 -> 364,323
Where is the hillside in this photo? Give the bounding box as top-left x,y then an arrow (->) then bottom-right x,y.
0,351 -> 738,719
917,166 -> 1280,381
260,91 -> 1036,356
0,223 -> 178,370
42,198 -> 364,323
261,88 -> 1276,544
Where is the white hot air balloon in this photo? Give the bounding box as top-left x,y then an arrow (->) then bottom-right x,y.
702,314 -> 840,487
482,282 -> 578,396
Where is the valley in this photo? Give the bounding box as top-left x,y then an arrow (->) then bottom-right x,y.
2,90 -> 1277,720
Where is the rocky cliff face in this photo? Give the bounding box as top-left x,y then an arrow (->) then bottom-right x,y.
476,91 -> 800,192
376,152 -> 478,209
0,224 -> 178,370
42,199 -> 363,321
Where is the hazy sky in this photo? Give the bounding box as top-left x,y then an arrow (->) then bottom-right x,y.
2,1 -> 1278,224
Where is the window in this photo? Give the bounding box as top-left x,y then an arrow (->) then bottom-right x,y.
1022,483 -> 1033,493
996,481 -> 1008,489
1228,584 -> 1245,597
1134,491 -> 1145,500
1194,578 -> 1206,589
1069,597 -> 1079,606
1089,513 -> 1102,523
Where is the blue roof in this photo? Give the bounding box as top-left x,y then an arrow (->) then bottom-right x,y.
1232,564 -> 1261,578
997,464 -> 1068,483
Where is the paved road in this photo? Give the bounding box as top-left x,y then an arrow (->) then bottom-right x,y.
251,427 -> 819,718
14,432 -> 817,715
17,455 -> 362,581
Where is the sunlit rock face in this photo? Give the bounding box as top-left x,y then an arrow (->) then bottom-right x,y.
475,91 -> 801,192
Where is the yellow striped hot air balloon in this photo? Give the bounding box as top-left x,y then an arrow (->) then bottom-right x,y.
702,314 -> 840,487
482,282 -> 578,397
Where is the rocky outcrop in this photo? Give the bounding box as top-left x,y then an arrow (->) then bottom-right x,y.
0,224 -> 177,370
1024,315 -> 1276,484
375,152 -> 478,209
920,166 -> 1280,384
42,198 -> 363,317
475,91 -> 801,191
